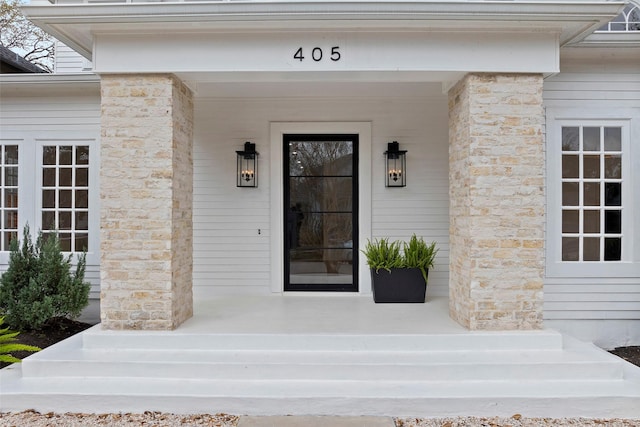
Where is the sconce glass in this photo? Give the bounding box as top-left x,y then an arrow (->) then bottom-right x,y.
236,142 -> 259,187
384,141 -> 407,187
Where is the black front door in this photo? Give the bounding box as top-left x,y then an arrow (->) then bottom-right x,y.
284,134 -> 359,292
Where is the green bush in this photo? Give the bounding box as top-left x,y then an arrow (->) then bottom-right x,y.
0,316 -> 40,364
0,225 -> 90,330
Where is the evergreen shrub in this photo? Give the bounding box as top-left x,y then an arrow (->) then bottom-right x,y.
0,225 -> 90,330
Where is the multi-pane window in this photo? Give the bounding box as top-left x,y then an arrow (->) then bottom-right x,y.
41,145 -> 90,252
1,145 -> 19,251
561,126 -> 622,262
597,4 -> 640,32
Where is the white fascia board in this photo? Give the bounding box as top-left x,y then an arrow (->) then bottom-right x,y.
577,32 -> 640,47
0,73 -> 100,96
22,1 -> 626,55
92,30 -> 560,75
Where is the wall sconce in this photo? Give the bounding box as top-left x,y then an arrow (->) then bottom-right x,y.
384,141 -> 407,187
236,142 -> 258,187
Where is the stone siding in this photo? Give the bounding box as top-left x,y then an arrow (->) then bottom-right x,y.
448,73 -> 545,330
100,74 -> 193,330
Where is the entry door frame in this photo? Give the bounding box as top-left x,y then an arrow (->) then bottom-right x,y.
270,122 -> 372,295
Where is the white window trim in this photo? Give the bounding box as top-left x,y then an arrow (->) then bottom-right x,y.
0,131 -> 100,265
546,107 -> 640,278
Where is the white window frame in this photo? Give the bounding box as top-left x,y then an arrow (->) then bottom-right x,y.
0,131 -> 100,265
546,108 -> 640,278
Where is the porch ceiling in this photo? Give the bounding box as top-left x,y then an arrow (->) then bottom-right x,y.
178,74 -> 455,98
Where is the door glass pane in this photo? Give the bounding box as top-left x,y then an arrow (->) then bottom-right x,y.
604,127 -> 621,151
604,238 -> 621,261
583,156 -> 600,178
76,168 -> 89,186
59,146 -> 73,165
562,127 -> 579,151
583,127 -> 600,151
4,146 -> 18,164
605,210 -> 621,234
562,210 -> 579,233
605,155 -> 621,179
605,183 -> 621,206
583,182 -> 600,206
5,189 -> 17,208
562,183 -> 579,206
562,237 -> 579,261
76,146 -> 89,165
583,237 -> 600,261
562,155 -> 579,179
43,168 -> 56,187
583,210 -> 600,233
285,135 -> 357,291
59,168 -> 73,187
43,146 -> 56,165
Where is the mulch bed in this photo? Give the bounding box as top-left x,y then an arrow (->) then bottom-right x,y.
0,317 -> 93,369
609,346 -> 640,367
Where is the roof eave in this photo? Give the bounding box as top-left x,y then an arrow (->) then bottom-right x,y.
22,1 -> 627,58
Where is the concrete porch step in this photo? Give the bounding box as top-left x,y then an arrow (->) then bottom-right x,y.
81,326 -> 565,352
2,366 -> 640,418
3,320 -> 640,418
19,334 -> 623,381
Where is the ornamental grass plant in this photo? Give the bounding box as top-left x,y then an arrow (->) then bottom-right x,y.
0,316 -> 40,364
362,234 -> 438,282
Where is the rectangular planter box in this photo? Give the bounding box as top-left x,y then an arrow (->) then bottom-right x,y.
370,267 -> 427,303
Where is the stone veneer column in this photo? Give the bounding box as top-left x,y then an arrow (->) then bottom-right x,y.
100,74 -> 193,330
448,74 -> 544,330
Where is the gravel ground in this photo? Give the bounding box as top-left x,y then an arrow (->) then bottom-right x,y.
1,412 -> 639,426
396,416 -> 640,426
0,411 -> 238,427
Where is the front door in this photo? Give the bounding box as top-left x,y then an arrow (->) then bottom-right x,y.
284,134 -> 359,292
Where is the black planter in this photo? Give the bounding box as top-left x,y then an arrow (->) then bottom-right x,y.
370,267 -> 427,303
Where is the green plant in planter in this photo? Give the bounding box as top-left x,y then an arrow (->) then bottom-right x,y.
402,234 -> 438,283
361,238 -> 404,273
0,316 -> 40,364
363,235 -> 438,303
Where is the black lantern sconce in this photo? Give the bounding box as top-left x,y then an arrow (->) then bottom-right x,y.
236,142 -> 259,188
384,141 -> 407,187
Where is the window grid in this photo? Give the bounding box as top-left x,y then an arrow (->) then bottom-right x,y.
41,145 -> 90,252
0,145 -> 19,251
596,5 -> 640,32
561,126 -> 622,262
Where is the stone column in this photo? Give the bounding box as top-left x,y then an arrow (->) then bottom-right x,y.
448,74 -> 544,330
100,74 -> 193,330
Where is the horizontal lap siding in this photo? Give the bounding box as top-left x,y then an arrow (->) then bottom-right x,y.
543,72 -> 640,321
0,94 -> 101,296
54,43 -> 89,73
194,94 -> 450,297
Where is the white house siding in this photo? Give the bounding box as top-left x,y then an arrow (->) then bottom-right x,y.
54,42 -> 91,74
543,69 -> 640,348
0,93 -> 101,297
193,85 -> 450,298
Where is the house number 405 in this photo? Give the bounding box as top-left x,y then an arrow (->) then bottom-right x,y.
293,46 -> 341,62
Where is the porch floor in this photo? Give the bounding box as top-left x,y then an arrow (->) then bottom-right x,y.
182,295 -> 466,335
2,295 -> 640,418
